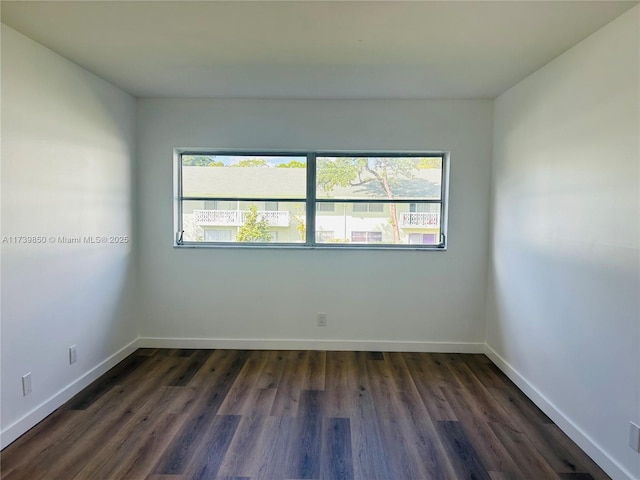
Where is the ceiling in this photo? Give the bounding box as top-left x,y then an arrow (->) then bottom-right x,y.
1,1 -> 637,99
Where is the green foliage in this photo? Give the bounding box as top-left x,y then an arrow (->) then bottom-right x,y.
291,206 -> 306,241
182,155 -> 224,167
236,205 -> 272,242
232,158 -> 268,168
316,157 -> 417,244
316,158 -> 364,192
316,157 -> 416,195
416,157 -> 442,169
276,160 -> 306,169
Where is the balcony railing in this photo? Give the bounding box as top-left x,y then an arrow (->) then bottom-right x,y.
399,212 -> 440,228
194,210 -> 290,227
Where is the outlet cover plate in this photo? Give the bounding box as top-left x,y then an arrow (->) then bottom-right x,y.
69,345 -> 77,364
22,373 -> 32,396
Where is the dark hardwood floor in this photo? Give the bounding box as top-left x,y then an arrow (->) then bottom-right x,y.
1,349 -> 610,480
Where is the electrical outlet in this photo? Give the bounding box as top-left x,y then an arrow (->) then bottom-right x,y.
69,345 -> 77,365
630,422 -> 640,452
22,373 -> 32,396
317,313 -> 327,327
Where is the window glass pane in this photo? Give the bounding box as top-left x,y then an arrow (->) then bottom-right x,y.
315,202 -> 441,245
316,156 -> 442,200
182,200 -> 306,243
315,230 -> 335,242
316,202 -> 335,212
204,230 -> 232,242
182,155 -> 306,199
352,203 -> 367,212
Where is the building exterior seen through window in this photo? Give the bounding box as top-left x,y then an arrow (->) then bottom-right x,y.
177,153 -> 447,248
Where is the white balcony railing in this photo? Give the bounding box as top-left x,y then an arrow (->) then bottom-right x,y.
399,212 -> 440,228
194,210 -> 290,227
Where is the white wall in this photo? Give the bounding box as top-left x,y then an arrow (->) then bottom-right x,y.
0,26 -> 138,447
487,7 -> 640,480
137,98 -> 493,350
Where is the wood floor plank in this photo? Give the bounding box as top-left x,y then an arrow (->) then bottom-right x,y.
270,351 -> 309,417
348,353 -> 394,480
302,350 -> 327,391
247,415 -> 292,480
324,351 -> 358,418
443,356 -> 511,424
0,409 -> 85,476
66,353 -> 151,410
366,356 -> 455,479
543,425 -> 611,480
439,384 -> 525,477
321,417 -> 354,480
105,413 -> 190,480
1,349 -> 612,480
18,354 -> 178,475
436,420 -> 492,480
1,466 -> 50,480
489,421 -> 563,480
165,349 -> 213,386
216,414 -> 270,478
255,350 -> 288,389
181,415 -> 241,480
136,348 -> 160,356
558,474 -> 597,480
464,356 -> 552,424
153,351 -> 250,475
284,390 -> 323,479
71,386 -> 196,480
217,351 -> 271,415
465,357 -> 608,479
402,352 -> 458,421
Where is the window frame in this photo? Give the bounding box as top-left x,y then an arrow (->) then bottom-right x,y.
175,149 -> 449,250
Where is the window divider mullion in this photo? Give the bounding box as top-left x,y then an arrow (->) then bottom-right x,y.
306,153 -> 316,246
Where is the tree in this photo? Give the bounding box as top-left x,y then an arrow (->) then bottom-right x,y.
182,155 -> 224,167
291,206 -> 306,241
276,160 -> 306,168
232,158 -> 268,168
236,205 -> 272,242
416,157 -> 441,169
316,158 -> 417,243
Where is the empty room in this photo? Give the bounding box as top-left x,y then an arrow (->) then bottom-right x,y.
1,1 -> 639,479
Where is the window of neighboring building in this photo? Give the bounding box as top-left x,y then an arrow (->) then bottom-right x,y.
352,203 -> 384,213
264,201 -> 278,211
316,202 -> 335,212
351,231 -> 383,243
177,152 -> 447,248
408,233 -> 438,245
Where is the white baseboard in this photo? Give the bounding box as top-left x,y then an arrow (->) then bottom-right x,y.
0,338 -> 140,450
484,344 -> 637,480
138,336 -> 485,353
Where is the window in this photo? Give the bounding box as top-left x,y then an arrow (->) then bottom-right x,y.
177,152 -> 447,248
351,231 -> 383,243
408,233 -> 437,245
316,202 -> 335,212
352,203 -> 384,213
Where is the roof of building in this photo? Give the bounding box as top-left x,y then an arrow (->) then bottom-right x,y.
182,167 -> 442,200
